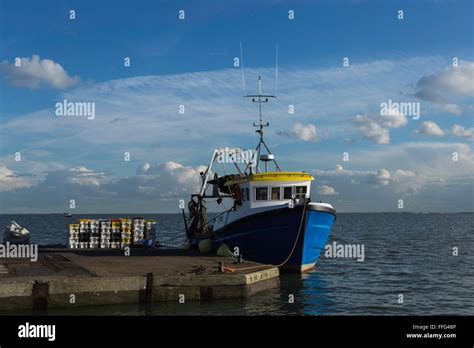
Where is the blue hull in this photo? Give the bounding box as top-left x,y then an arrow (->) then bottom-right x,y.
211,204 -> 336,272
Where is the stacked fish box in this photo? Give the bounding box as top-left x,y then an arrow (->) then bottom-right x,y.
132,217 -> 145,245
67,217 -> 157,249
110,219 -> 121,249
78,219 -> 90,249
100,219 -> 111,248
120,218 -> 132,249
68,223 -> 80,249
145,220 -> 157,243
89,219 -> 100,248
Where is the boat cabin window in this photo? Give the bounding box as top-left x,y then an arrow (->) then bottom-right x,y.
283,186 -> 293,199
255,187 -> 268,201
246,188 -> 249,201
271,187 -> 281,200
295,186 -> 307,199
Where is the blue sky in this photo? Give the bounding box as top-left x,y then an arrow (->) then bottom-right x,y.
0,0 -> 473,213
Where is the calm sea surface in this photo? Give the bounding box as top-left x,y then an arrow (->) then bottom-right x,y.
1,213 -> 473,315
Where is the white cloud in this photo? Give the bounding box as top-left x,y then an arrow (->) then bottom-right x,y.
415,60 -> 474,115
392,169 -> 416,179
0,156 -> 64,192
1,56 -> 448,159
352,114 -> 390,144
287,122 -> 320,142
313,159 -> 456,197
353,141 -> 474,179
380,106 -> 409,128
137,163 -> 151,175
417,61 -> 474,96
0,55 -> 79,89
66,166 -> 110,186
110,161 -> 206,199
0,160 -> 207,213
376,169 -> 391,186
0,165 -> 34,192
338,166 -> 422,194
439,103 -> 462,115
451,124 -> 474,141
1,56 -> 473,212
390,169 -> 425,194
320,142 -> 473,202
317,184 -> 339,195
415,121 -> 445,136
0,56 -> 458,180
352,107 -> 409,144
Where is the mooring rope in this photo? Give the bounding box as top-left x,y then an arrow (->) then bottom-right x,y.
221,198 -> 307,273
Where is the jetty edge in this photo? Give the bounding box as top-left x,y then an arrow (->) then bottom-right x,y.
0,248 -> 279,312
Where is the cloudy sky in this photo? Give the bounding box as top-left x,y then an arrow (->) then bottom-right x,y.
0,0 -> 473,213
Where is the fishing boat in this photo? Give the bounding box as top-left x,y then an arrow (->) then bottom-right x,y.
184,76 -> 336,272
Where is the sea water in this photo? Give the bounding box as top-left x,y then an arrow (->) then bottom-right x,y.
0,213 -> 472,315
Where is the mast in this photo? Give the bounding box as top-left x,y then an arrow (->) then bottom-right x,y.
244,76 -> 281,173
239,43 -> 280,173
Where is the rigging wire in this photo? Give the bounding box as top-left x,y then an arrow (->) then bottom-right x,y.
221,199 -> 307,272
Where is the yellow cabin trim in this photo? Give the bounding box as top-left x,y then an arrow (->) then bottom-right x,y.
225,172 -> 314,185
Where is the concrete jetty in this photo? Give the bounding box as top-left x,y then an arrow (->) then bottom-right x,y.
0,248 -> 279,312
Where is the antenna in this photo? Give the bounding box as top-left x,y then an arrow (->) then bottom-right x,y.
240,41 -> 246,96
239,44 -> 281,173
275,44 -> 278,97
